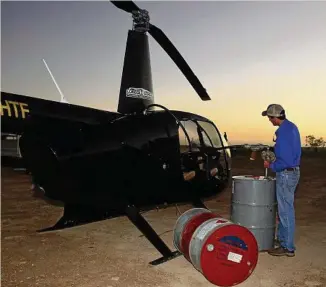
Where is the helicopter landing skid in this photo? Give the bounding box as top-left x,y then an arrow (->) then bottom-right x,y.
36,204 -> 123,232
125,205 -> 182,266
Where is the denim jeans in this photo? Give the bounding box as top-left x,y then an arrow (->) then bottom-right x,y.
276,168 -> 300,251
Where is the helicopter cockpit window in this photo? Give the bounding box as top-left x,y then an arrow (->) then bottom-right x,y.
200,129 -> 213,147
197,121 -> 223,148
178,120 -> 200,152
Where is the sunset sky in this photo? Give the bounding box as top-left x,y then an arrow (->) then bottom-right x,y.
2,1 -> 326,145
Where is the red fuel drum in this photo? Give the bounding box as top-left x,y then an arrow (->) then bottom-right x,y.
173,208 -> 219,260
189,217 -> 259,287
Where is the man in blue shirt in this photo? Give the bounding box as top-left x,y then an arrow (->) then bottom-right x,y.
262,104 -> 301,257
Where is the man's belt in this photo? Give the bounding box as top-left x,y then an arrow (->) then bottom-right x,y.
283,167 -> 300,171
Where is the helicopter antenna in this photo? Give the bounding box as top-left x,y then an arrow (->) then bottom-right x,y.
42,58 -> 69,104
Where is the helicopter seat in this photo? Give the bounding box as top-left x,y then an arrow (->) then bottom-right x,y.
210,167 -> 218,177
183,170 -> 196,181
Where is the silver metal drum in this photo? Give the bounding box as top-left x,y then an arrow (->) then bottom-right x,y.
173,208 -> 213,253
231,175 -> 277,251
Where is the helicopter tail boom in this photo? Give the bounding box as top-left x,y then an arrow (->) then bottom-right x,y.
117,30 -> 154,114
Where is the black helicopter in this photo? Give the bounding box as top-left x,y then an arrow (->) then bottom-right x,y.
1,1 -> 258,265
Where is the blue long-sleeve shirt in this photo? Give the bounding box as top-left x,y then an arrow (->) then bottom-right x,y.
270,119 -> 301,172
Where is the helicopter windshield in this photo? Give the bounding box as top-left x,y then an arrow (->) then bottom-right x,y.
178,119 -> 223,152
197,120 -> 232,158
197,120 -> 223,148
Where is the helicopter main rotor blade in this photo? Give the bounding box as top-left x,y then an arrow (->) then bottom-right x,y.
148,23 -> 211,101
111,1 -> 140,13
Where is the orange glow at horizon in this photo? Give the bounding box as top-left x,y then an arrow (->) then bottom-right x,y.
152,65 -> 326,146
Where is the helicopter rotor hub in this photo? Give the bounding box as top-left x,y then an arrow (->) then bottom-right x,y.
132,9 -> 150,32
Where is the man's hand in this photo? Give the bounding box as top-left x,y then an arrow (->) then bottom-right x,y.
264,161 -> 270,168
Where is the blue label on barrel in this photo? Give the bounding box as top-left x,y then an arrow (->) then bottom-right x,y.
219,236 -> 248,250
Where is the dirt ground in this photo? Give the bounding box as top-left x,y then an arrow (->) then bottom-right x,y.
1,155 -> 326,287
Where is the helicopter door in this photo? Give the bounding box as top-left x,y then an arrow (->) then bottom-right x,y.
178,119 -> 225,183
196,120 -> 229,183
178,120 -> 202,182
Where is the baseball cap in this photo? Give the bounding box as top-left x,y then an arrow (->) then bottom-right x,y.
261,104 -> 285,117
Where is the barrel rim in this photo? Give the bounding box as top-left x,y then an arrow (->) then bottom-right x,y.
199,224 -> 259,286
189,217 -> 233,272
173,208 -> 212,252
232,175 -> 276,181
